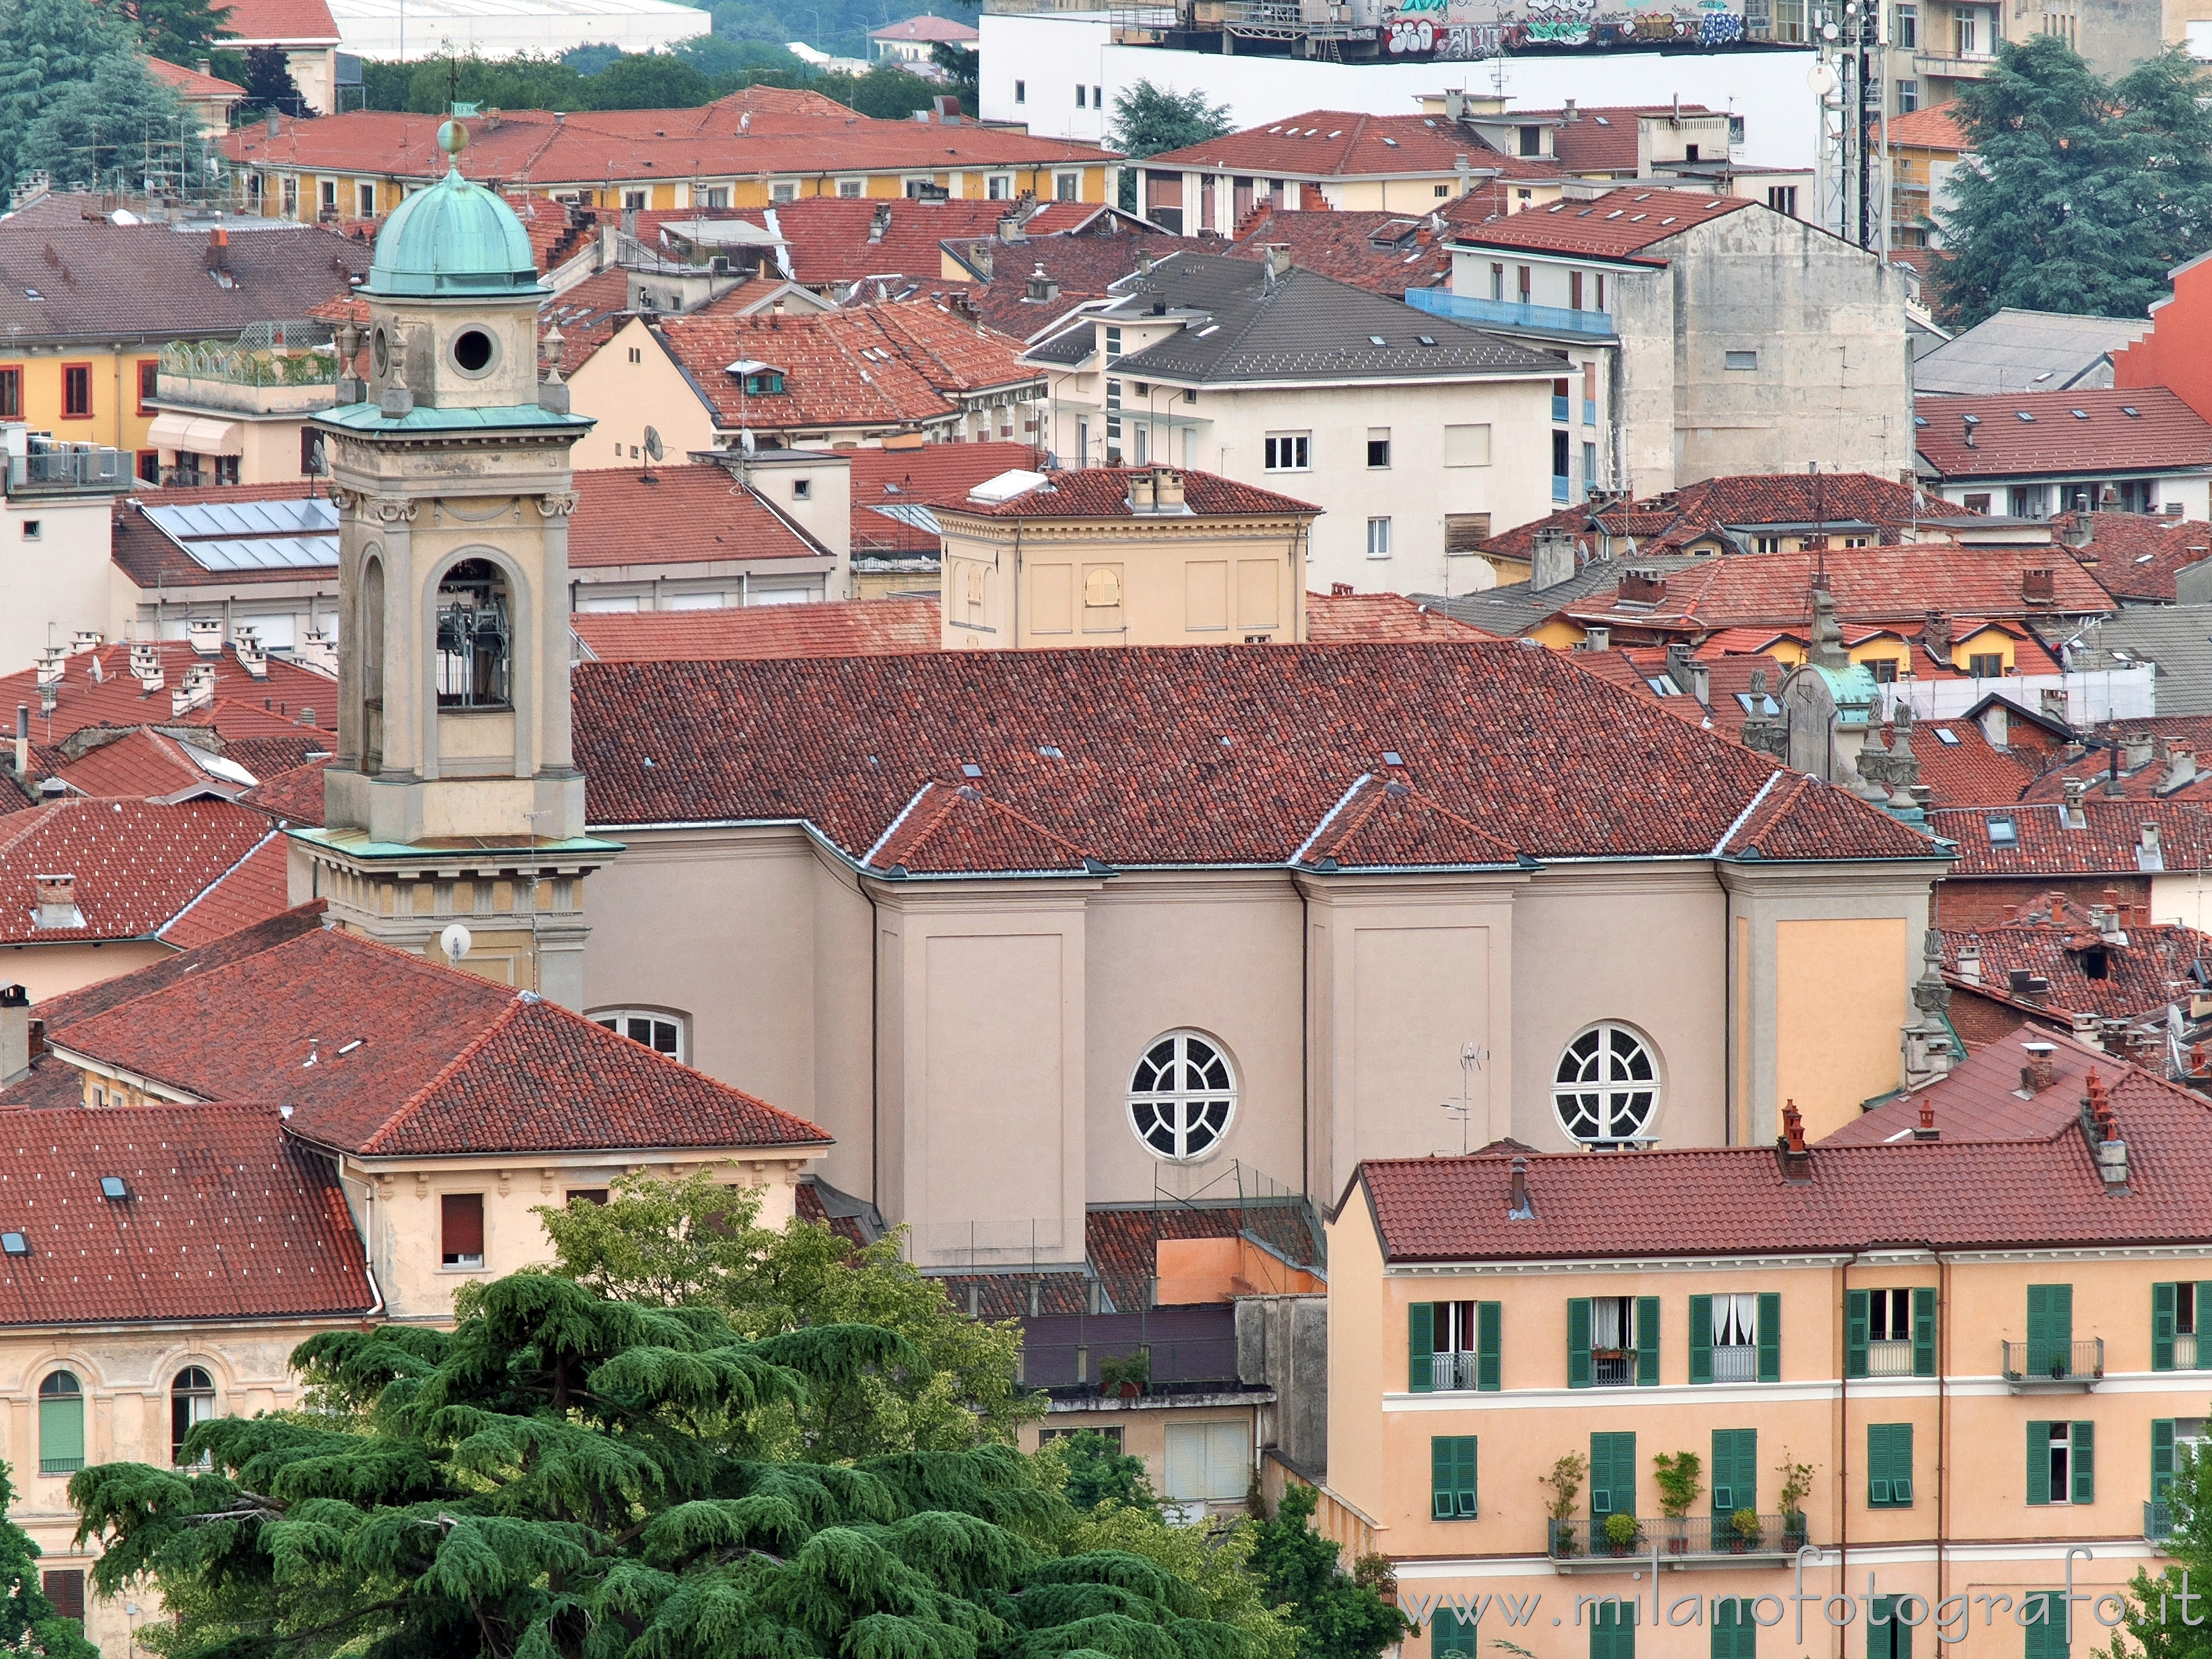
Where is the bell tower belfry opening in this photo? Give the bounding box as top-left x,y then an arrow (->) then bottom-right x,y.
288,121 -> 619,1005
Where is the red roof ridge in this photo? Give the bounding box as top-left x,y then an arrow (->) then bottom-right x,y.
351,993 -> 531,1156
1299,771 -> 1521,869
867,778 -> 1095,874
154,826 -> 283,942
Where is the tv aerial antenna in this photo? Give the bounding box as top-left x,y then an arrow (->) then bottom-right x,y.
1440,1040 -> 1490,1155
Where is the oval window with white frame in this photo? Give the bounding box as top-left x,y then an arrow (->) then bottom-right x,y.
1552,1022 -> 1661,1147
1128,1030 -> 1237,1161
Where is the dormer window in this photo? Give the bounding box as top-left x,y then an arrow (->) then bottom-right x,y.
743,371 -> 783,395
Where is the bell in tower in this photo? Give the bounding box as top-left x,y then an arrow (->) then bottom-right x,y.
288,121 -> 619,1004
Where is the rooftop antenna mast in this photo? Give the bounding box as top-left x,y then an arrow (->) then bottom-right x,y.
1439,1040 -> 1489,1155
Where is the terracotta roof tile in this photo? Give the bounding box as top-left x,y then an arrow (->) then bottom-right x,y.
2014,720 -> 2212,805
1305,591 -> 1494,643
568,464 -> 826,570
924,466 -> 1318,520
850,441 -> 1045,557
1907,719 -> 2038,806
872,13 -> 978,40
1820,1024 -> 2096,1144
0,643 -> 335,750
1916,389 -> 2212,480
572,643 -> 1944,868
234,757 -> 333,828
0,800 -> 280,946
48,730 -> 244,800
1445,188 -> 1752,263
1926,799 -> 2212,877
869,780 -> 1094,875
0,1103 -> 372,1326
1142,109 -> 1571,182
574,599 -> 942,663
1939,891 -> 2206,1022
215,0 -> 340,41
1223,208 -> 1454,298
1084,1204 -> 1317,1313
156,833 -> 294,950
1300,773 -> 1521,869
145,56 -> 245,98
1888,102 -> 1970,152
2058,511 -> 2212,602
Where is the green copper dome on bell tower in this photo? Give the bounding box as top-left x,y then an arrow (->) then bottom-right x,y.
364,120 -> 540,299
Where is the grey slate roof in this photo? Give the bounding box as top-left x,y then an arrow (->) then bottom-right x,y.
1913,307 -> 2152,397
2058,605 -> 2212,716
1415,552 -> 1710,635
1027,253 -> 1560,386
0,217 -> 369,347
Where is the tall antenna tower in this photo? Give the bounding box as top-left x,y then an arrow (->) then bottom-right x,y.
1811,0 -> 1889,257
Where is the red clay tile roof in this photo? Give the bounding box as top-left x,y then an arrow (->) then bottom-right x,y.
145,56 -> 246,98
1908,719 -> 2039,806
572,643 -> 1944,868
939,233 -> 1183,336
1564,647 -> 1789,742
0,643 -> 335,751
1223,208 -> 1454,298
216,0 -> 340,41
1306,592 -> 1493,643
1084,1203 -> 1317,1313
47,729 -> 247,800
1475,474 -> 1957,565
1446,189 -> 1752,263
1820,1024 -> 2095,1144
234,757 -> 332,828
542,267 -> 632,373
0,1104 -> 373,1326
45,925 -> 830,1158
872,13 -> 978,40
1300,773 -> 1519,870
157,833 -> 294,950
1568,546 -> 2114,632
0,800 -> 280,947
1916,389 -> 2212,480
223,105 -> 1114,194
1352,1052 -> 2212,1260
870,780 -> 1094,874
1927,798 -> 2212,876
31,904 -> 326,1026
1888,102 -> 1970,152
573,598 -> 942,663
2057,511 -> 2212,602
1534,105 -> 1703,175
851,441 -> 1045,557
925,466 -> 1318,520
1143,109 -> 1566,182
2013,721 -> 2212,805
655,299 -> 1037,435
1938,891 -> 2207,1022
569,465 -> 826,570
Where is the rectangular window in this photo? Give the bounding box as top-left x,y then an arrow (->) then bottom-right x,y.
1597,273 -> 1606,310
1954,11 -> 1978,51
1366,517 -> 1391,560
40,1571 -> 84,1624
1969,652 -> 2005,677
1768,185 -> 1801,216
1590,1599 -> 1635,1659
701,186 -> 731,207
988,174 -> 1011,200
38,1381 -> 83,1477
837,179 -> 865,198
359,182 -> 377,217
1264,432 -> 1310,471
281,175 -> 299,216
1094,86 -> 1103,109
1164,1421 -> 1249,1501
1014,79 -> 1026,103
319,179 -> 336,212
1552,430 -> 1572,501
1490,261 -> 1505,300
136,450 -> 158,482
1897,79 -> 1920,112
1570,1296 -> 1658,1387
1366,427 -> 1391,468
1076,84 -> 1087,106
2022,1593 -> 2068,1659
2027,1421 -> 2094,1505
1584,441 -> 1597,488
1571,271 -> 1585,310
624,190 -> 648,210
137,358 -> 159,414
1432,1435 -> 1479,1518
565,1188 -> 610,1206
1870,658 -> 1898,684
1408,1301 -> 1501,1392
0,365 -> 19,419
1056,173 -> 1079,201
61,363 -> 91,418
1438,1609 -> 1481,1659
1895,4 -> 1917,45
1710,1426 -> 1757,1516
770,181 -> 799,203
1518,265 -> 1532,301
1105,325 -> 1122,364
1725,349 -> 1759,371
1871,1598 -> 1912,1659
2153,1282 -> 2210,1369
1690,1292 -> 1780,1383
1444,423 -> 1491,467
1869,1423 -> 1915,1507
1714,1597 -> 1756,1659
440,1193 -> 486,1269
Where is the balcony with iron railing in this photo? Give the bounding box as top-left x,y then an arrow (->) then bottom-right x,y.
1866,1338 -> 1917,1377
1408,286 -> 1619,342
1430,1350 -> 1483,1391
1549,1513 -> 1809,1569
156,324 -> 340,418
2148,1499 -> 2177,1545
2001,1337 -> 2103,1390
2177,1333 -> 2201,1370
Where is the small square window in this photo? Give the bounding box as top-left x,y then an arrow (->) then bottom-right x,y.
1366,429 -> 1391,468
792,479 -> 812,500
98,1177 -> 128,1201
770,181 -> 798,203
1435,184 -> 1450,197
1056,173 -> 1079,202
838,179 -> 865,198
1264,432 -> 1310,471
1986,815 -> 2017,846
628,347 -> 643,364
566,1188 -> 611,1207
1,1233 -> 27,1256
1725,349 -> 1759,371
20,520 -> 40,541
623,190 -> 648,210
1969,652 -> 2005,677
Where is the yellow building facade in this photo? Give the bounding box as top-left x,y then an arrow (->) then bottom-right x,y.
1327,1030 -> 2210,1659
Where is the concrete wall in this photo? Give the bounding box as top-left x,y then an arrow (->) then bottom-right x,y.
977,15 -> 1823,173
1238,1291 -> 1328,1476
0,494 -> 116,679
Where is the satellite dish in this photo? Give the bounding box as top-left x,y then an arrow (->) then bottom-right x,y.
643,426 -> 665,462
1807,62 -> 1839,95
439,923 -> 472,967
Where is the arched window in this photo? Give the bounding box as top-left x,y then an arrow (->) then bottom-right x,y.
1553,1023 -> 1662,1148
1128,1031 -> 1237,1161
590,1010 -> 685,1063
361,554 -> 385,774
38,1371 -> 82,1477
171,1366 -> 216,1467
435,559 -> 512,709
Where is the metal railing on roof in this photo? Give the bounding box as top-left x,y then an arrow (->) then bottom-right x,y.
159,324 -> 337,388
1408,286 -> 1619,341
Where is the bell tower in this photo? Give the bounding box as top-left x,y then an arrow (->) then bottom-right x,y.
288,122 -> 618,1005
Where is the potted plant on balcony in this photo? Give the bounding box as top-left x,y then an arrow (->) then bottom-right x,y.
1777,1455 -> 1815,1546
1730,1509 -> 1763,1551
1653,1451 -> 1703,1555
1541,1452 -> 1587,1558
1098,1348 -> 1150,1399
1604,1511 -> 1641,1557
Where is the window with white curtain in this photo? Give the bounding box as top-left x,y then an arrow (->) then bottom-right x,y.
1712,1292 -> 1758,1381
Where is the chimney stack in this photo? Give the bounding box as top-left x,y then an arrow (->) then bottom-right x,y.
2157,749 -> 2197,796
2062,776 -> 2087,827
0,984 -> 27,1088
1507,1155 -> 1533,1218
1776,1100 -> 1812,1181
2083,1072 -> 2130,1192
12,705 -> 24,782
1153,468 -> 1185,510
1127,469 -> 1156,512
1955,935 -> 1981,983
2020,1040 -> 2058,1095
33,874 -> 79,931
1912,1096 -> 1939,1140
206,226 -> 229,274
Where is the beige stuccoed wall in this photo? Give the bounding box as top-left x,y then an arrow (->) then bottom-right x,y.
566,320 -> 717,469
8,942 -> 174,1006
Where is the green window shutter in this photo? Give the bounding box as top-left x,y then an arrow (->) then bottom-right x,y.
1432,1437 -> 1453,1518
1455,1436 -> 1479,1516
1431,1436 -> 1478,1518
1912,1287 -> 1937,1378
1569,1298 -> 1593,1390
1636,1296 -> 1660,1386
2072,1420 -> 2095,1505
1757,1291 -> 1781,1382
1689,1293 -> 1713,1385
2027,1421 -> 2051,1506
2023,1593 -> 2067,1659
1893,1423 -> 1914,1503
1477,1301 -> 1501,1392
1867,1425 -> 1892,1507
1436,1609 -> 1479,1659
1713,1427 -> 1755,1515
1592,1431 -> 1635,1518
1592,1598 -> 1636,1659
2155,1284 -> 2177,1373
1713,1598 -> 1755,1659
2154,1419 -> 2177,1502
1869,1424 -> 1914,1507
2028,1284 -> 2072,1374
1870,1598 -> 1912,1659
37,1395 -> 82,1477
1846,1288 -> 1870,1379
1410,1303 -> 1436,1393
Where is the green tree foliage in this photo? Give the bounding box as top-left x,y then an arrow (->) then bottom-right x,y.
17,53 -> 191,189
818,61 -> 942,119
1107,79 -> 1230,159
539,1170 -> 1044,1460
0,1464 -> 96,1658
358,46 -> 819,113
585,50 -> 715,107
72,1272 -> 1261,1659
1250,1486 -> 1404,1659
930,39 -> 975,113
1053,1431 -> 1160,1516
119,0 -> 229,66
1934,36 -> 2212,327
1068,1503 -> 1296,1659
0,0 -> 133,189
